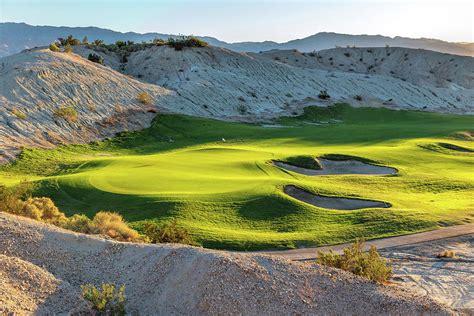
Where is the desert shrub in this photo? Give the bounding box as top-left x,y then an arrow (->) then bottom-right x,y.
49,43 -> 61,52
81,283 -> 126,316
238,96 -> 246,102
0,184 -> 67,225
88,53 -> 104,65
54,106 -> 78,122
58,35 -> 81,47
93,39 -> 104,46
63,214 -> 94,233
91,211 -> 141,242
318,90 -> 331,100
115,40 -> 126,48
25,197 -> 67,225
167,35 -> 208,51
137,92 -> 152,105
64,45 -> 73,53
153,38 -> 166,46
11,108 -> 27,119
82,36 -> 88,44
237,104 -> 248,115
437,250 -> 456,258
354,95 -> 363,101
144,220 -> 195,245
317,239 -> 392,283
344,52 -> 351,57
0,182 -> 34,215
278,155 -> 322,170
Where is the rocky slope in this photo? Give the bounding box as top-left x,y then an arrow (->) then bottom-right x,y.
0,212 -> 454,315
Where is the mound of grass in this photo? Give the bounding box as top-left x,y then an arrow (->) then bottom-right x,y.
317,240 -> 392,283
436,250 -> 457,258
1,105 -> 473,250
137,92 -> 152,105
278,155 -> 322,170
320,154 -> 378,164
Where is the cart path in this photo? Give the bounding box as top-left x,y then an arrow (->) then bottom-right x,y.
248,223 -> 474,261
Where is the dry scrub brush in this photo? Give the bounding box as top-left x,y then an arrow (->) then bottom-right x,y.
317,239 -> 392,283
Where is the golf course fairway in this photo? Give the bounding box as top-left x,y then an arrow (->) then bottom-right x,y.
1,104 -> 473,250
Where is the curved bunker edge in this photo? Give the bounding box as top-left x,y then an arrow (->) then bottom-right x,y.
284,185 -> 391,210
273,158 -> 397,176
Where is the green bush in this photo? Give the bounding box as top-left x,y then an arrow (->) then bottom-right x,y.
63,214 -> 94,233
317,239 -> 392,283
167,35 -> 208,51
49,43 -> 61,52
88,53 -> 104,65
58,35 -> 81,47
318,90 -> 331,100
81,283 -> 126,315
144,220 -> 196,245
54,106 -> 78,122
278,155 -> 322,170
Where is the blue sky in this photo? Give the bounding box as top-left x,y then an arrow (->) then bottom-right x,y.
1,0 -> 472,42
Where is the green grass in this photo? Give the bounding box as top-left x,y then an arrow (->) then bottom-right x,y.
1,104 -> 473,250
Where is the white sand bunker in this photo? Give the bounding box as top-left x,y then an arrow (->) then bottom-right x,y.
274,158 -> 397,176
438,143 -> 474,153
284,185 -> 391,210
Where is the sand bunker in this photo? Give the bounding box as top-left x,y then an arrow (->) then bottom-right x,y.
274,158 -> 397,176
438,143 -> 474,153
284,185 -> 391,210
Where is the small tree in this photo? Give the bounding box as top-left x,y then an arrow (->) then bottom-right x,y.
93,39 -> 104,46
82,36 -> 89,44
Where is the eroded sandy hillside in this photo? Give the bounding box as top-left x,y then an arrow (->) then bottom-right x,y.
1,45 -> 473,162
0,212 -> 454,315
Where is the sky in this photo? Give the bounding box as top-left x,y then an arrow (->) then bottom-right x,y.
1,0 -> 473,43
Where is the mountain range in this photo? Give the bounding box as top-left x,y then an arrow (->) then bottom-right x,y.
1,22 -> 473,57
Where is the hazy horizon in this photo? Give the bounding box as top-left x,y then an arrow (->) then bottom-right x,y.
1,0 -> 473,43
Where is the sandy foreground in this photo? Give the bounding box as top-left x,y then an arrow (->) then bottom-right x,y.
381,235 -> 474,313
0,212 -> 456,315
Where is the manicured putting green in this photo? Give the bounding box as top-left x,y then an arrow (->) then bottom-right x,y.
1,104 -> 473,250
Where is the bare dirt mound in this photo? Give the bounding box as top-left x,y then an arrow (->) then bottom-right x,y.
274,158 -> 397,176
284,185 -> 391,210
0,254 -> 90,314
0,212 -> 452,315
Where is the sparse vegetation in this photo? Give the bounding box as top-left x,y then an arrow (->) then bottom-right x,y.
49,43 -> 60,52
317,240 -> 392,283
137,92 -> 152,105
88,53 -> 104,65
11,108 -> 27,119
58,35 -> 81,47
81,283 -> 126,316
54,106 -> 78,122
237,103 -> 248,115
143,220 -> 196,245
318,90 -> 331,100
436,250 -> 457,258
167,35 -> 208,51
90,211 -> 142,242
354,95 -> 362,101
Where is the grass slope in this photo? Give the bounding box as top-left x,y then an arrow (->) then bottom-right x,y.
1,104 -> 473,250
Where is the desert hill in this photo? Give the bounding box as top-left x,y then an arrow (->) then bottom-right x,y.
1,22 -> 472,57
0,212 -> 453,315
1,44 -> 473,162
